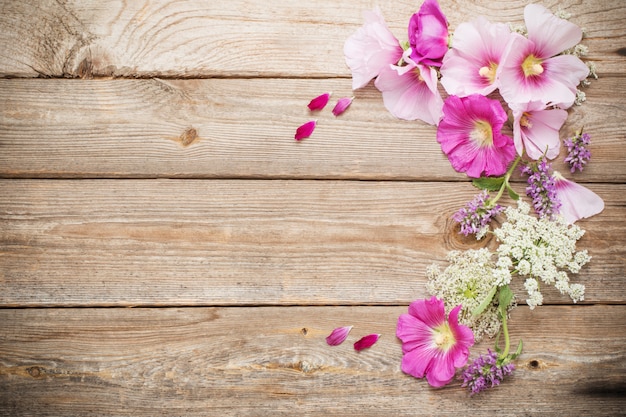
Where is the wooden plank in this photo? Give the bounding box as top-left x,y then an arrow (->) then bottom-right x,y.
0,305 -> 624,416
1,76 -> 624,181
1,180 -> 622,307
0,0 -> 623,78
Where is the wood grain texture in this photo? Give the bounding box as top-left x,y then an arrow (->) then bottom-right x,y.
1,180 -> 622,307
0,0 -> 623,78
1,76 -> 624,180
0,305 -> 624,416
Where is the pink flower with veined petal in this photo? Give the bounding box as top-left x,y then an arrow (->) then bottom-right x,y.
511,100 -> 567,160
553,172 -> 604,223
440,16 -> 514,97
437,94 -> 516,178
397,297 -> 474,387
374,49 -> 443,125
344,8 -> 404,90
407,0 -> 449,67
499,4 -> 589,108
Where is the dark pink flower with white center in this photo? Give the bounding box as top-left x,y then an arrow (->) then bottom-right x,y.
553,172 -> 604,223
332,97 -> 354,116
499,4 -> 589,109
374,49 -> 443,124
354,334 -> 380,351
326,326 -> 353,346
407,0 -> 449,67
295,120 -> 316,141
396,297 -> 474,387
344,7 -> 404,90
440,16 -> 514,97
308,92 -> 331,111
436,94 -> 515,178
511,100 -> 567,160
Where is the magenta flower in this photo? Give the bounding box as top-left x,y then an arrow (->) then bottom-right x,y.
332,97 -> 354,116
354,334 -> 381,351
344,8 -> 404,90
397,297 -> 474,387
407,0 -> 449,67
436,94 -> 516,178
499,4 -> 589,108
440,16 -> 514,97
326,326 -> 353,346
553,172 -> 604,223
295,120 -> 316,141
511,100 -> 567,160
374,50 -> 443,124
308,92 -> 331,111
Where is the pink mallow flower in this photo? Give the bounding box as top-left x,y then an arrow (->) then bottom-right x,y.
344,8 -> 404,90
440,16 -> 514,97
499,4 -> 589,109
407,0 -> 449,67
437,94 -> 516,178
511,100 -> 567,160
397,297 -> 474,387
553,172 -> 604,223
374,49 -> 443,125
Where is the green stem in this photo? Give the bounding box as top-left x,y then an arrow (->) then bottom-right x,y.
500,307 -> 511,358
490,156 -> 522,207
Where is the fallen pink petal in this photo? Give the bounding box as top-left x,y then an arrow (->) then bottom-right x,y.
332,97 -> 354,116
553,172 -> 605,223
295,120 -> 317,141
354,334 -> 380,351
326,326 -> 353,346
308,92 -> 332,111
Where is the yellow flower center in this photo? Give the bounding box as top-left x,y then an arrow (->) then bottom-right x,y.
521,54 -> 544,77
478,62 -> 498,84
520,112 -> 533,128
470,120 -> 493,147
433,323 -> 456,351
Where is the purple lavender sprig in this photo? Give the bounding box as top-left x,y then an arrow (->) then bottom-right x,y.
521,158 -> 561,220
564,130 -> 592,173
461,349 -> 516,395
452,190 -> 504,238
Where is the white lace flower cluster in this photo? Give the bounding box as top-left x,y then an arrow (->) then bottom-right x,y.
426,248 -> 512,341
494,200 -> 590,309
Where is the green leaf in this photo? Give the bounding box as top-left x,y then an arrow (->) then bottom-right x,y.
506,184 -> 520,200
472,176 -> 505,192
510,339 -> 524,360
472,285 -> 498,316
498,285 -> 514,310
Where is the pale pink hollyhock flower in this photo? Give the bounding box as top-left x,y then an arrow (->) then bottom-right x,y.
308,92 -> 331,111
511,100 -> 567,160
396,297 -> 474,387
332,97 -> 354,116
374,49 -> 443,125
553,172 -> 604,223
326,326 -> 353,346
407,0 -> 449,67
499,4 -> 589,108
354,334 -> 380,351
440,16 -> 514,97
436,94 -> 516,178
344,8 -> 404,90
295,120 -> 316,141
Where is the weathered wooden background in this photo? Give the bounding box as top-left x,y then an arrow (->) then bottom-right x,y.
1,0 -> 625,415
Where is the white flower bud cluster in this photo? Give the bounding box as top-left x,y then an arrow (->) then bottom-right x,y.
494,201 -> 589,309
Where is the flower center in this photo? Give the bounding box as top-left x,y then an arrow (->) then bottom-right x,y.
478,62 -> 498,84
521,55 -> 544,77
520,112 -> 533,128
433,323 -> 456,351
413,67 -> 425,82
470,120 -> 494,147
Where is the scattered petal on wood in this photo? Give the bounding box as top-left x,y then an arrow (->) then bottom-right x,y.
332,97 -> 354,116
354,334 -> 381,351
326,326 -> 353,346
295,120 -> 317,141
308,92 -> 332,111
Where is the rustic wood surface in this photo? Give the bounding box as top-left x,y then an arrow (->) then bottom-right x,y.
1,0 -> 625,415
